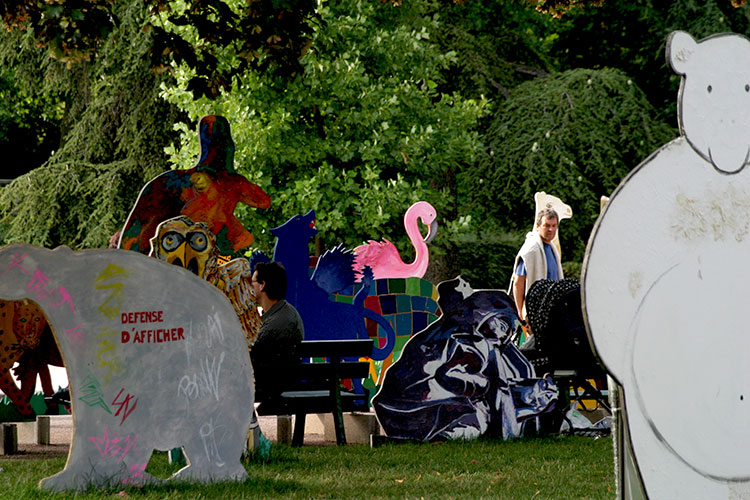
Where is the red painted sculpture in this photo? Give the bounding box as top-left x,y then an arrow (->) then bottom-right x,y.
119,115 -> 270,256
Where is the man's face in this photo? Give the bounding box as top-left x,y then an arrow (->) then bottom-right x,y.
537,216 -> 558,244
250,270 -> 262,298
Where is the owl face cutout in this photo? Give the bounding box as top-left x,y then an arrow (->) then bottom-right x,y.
150,216 -> 218,279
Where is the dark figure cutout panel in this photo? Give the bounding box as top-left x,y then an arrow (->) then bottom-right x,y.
373,277 -> 557,441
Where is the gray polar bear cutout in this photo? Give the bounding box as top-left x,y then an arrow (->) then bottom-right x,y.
583,32 -> 750,500
0,244 -> 253,491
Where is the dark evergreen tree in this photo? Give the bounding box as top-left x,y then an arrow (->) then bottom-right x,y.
467,68 -> 676,279
0,2 -> 184,248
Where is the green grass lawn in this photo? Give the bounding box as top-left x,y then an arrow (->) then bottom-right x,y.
0,435 -> 614,499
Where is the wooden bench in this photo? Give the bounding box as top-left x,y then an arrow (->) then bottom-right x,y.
255,339 -> 372,446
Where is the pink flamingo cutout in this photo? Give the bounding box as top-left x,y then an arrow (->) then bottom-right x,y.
353,201 -> 438,280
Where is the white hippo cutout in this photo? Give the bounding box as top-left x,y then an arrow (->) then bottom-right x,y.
583,31 -> 750,500
0,244 -> 253,491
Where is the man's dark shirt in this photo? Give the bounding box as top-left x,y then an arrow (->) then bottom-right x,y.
251,299 -> 304,400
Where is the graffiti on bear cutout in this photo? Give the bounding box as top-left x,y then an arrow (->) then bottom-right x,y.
0,244 -> 253,491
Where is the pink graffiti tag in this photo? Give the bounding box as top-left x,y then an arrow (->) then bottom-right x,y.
65,323 -> 87,359
0,252 -> 28,277
24,269 -> 77,314
50,285 -> 75,314
0,254 -> 75,312
121,463 -> 148,486
89,426 -> 138,464
26,269 -> 55,302
112,388 -> 138,425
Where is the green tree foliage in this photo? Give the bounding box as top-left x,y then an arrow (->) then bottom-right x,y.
0,68 -> 61,177
0,0 -> 745,290
149,0 -> 316,98
161,0 -> 487,261
0,0 -> 117,66
0,0 -> 318,99
0,0 -> 600,97
546,0 -> 750,124
469,68 -> 676,271
532,0 -> 604,18
0,1 -> 183,248
435,1 -> 555,99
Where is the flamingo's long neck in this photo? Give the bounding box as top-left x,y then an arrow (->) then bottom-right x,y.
403,208 -> 428,276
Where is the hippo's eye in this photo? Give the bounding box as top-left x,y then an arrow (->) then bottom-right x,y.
745,84 -> 749,92
707,85 -> 712,93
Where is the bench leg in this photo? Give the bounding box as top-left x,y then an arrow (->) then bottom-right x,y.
292,413 -> 306,447
328,364 -> 347,446
333,409 -> 347,446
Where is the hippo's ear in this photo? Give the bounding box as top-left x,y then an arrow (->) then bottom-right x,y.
667,31 -> 697,76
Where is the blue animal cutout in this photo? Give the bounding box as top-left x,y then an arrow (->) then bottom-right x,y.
271,210 -> 396,361
248,250 -> 271,273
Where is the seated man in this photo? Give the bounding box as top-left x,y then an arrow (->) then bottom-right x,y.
510,208 -> 564,326
250,261 -> 305,400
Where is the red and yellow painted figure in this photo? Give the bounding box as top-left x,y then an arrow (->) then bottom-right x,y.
119,115 -> 270,257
